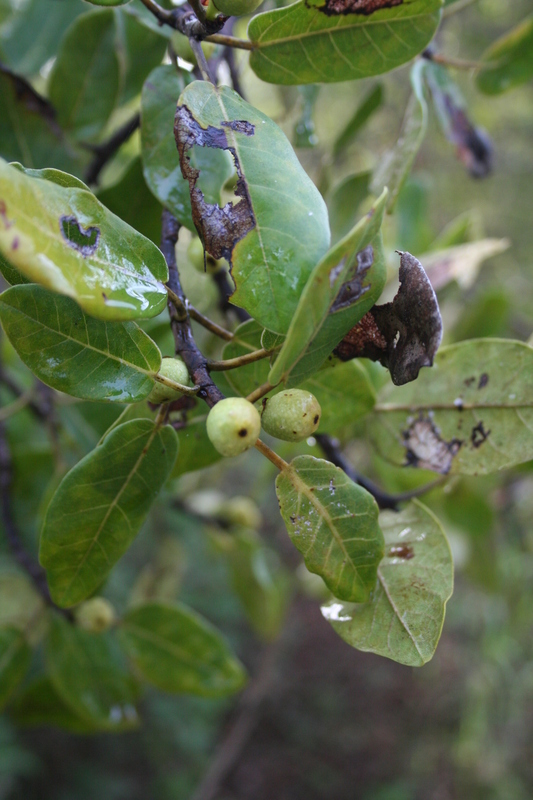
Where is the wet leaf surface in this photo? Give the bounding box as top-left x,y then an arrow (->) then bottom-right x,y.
322,501 -> 453,666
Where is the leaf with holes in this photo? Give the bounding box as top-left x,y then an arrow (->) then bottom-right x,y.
118,602 -> 247,696
276,456 -> 384,602
46,615 -> 140,731
370,339 -> 533,475
175,81 -> 330,334
40,420 -> 179,607
268,193 -> 387,387
141,66 -> 233,232
0,284 -> 161,402
248,0 -> 442,86
322,501 -> 453,666
0,160 -> 168,320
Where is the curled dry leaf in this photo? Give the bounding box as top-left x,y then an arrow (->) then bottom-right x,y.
335,251 -> 442,385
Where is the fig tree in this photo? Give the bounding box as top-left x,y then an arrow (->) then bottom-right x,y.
261,389 -> 321,442
148,357 -> 191,404
206,398 -> 261,457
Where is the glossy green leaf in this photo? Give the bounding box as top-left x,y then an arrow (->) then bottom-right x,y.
326,171 -> 371,245
371,59 -> 428,210
223,530 -> 290,641
248,0 -> 442,85
0,254 -> 30,287
118,602 -> 247,697
0,67 -> 84,174
46,615 -> 139,730
333,84 -> 384,157
370,339 -> 533,475
49,10 -> 120,142
276,455 -> 384,602
0,159 -> 168,320
9,676 -> 100,733
98,156 -> 163,244
304,361 -> 376,434
477,15 -> 533,95
176,81 -> 330,334
0,284 -> 161,402
322,501 -> 453,666
0,628 -> 31,710
115,10 -> 167,106
0,0 -> 86,76
268,191 -> 387,386
141,66 -> 233,232
223,320 -> 279,398
40,419 -> 179,607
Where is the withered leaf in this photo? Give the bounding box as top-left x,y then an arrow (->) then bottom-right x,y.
335,251 -> 443,385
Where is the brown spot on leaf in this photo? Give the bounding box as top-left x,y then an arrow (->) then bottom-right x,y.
470,421 -> 490,449
174,105 -> 255,261
335,252 -> 442,385
316,0 -> 402,15
478,373 -> 489,389
0,200 -> 13,230
330,245 -> 373,312
403,414 -> 462,474
389,545 -> 414,560
60,216 -> 100,256
464,376 -> 475,387
11,236 -> 19,250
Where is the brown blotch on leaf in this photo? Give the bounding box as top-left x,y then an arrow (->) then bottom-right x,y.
478,373 -> 489,389
389,544 -> 414,560
316,0 -> 402,16
60,216 -> 100,257
470,421 -> 490,449
335,251 -> 443,385
330,245 -> 373,312
403,414 -> 462,474
174,105 -> 255,262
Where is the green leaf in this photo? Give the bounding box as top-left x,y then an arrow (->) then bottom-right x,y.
115,9 -> 167,106
276,455 -> 384,602
222,319 -> 278,398
304,361 -> 376,435
98,156 -> 163,244
0,67 -> 84,174
49,9 -> 120,143
326,171 -> 371,245
268,191 -> 387,387
176,81 -> 330,334
248,0 -> 442,85
0,159 -> 168,320
118,601 -> 247,697
173,414 -> 223,478
141,66 -> 233,232
0,573 -> 44,635
333,84 -> 384,158
9,676 -> 100,733
0,0 -> 86,76
46,615 -> 139,730
40,419 -> 179,607
0,284 -> 161,402
0,254 -> 30,287
476,15 -> 533,95
370,339 -> 533,475
0,628 -> 31,710
322,501 -> 453,666
371,59 -> 428,210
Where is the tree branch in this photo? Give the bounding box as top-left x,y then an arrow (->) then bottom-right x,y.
315,434 -> 444,511
207,348 -> 272,371
84,113 -> 140,186
161,210 -> 224,408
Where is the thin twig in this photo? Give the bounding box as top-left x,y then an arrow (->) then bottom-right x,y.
422,50 -> 482,70
207,348 -> 272,371
188,305 -> 234,341
189,37 -> 215,83
315,434 -> 445,511
246,382 -> 276,404
212,270 -> 250,323
254,439 -> 288,471
84,113 -> 140,186
205,33 -> 254,50
162,210 -> 224,408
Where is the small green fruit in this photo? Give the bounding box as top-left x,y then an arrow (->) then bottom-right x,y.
261,389 -> 321,442
75,597 -> 116,632
212,0 -> 263,16
148,357 -> 191,404
206,398 -> 261,457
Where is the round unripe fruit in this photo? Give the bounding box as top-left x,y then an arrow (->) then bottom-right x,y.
148,357 -> 191,404
206,398 -> 261,457
75,598 -> 116,632
261,389 -> 321,442
212,0 -> 263,16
